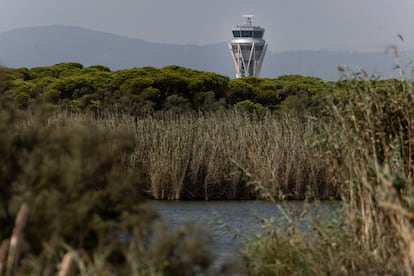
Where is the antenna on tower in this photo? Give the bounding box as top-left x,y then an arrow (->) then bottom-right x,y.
243,15 -> 254,26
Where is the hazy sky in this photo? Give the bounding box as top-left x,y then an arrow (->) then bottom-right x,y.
1,0 -> 413,52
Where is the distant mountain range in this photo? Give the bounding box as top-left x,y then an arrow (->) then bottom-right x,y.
0,25 -> 411,80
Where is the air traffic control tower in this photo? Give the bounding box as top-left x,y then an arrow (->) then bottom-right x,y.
229,15 -> 268,78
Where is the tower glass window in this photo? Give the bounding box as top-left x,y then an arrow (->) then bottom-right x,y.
253,31 -> 263,38
241,31 -> 253,37
232,31 -> 241,37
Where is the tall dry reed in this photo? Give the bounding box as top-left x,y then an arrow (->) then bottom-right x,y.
49,110 -> 335,200
243,49 -> 414,273
326,75 -> 414,273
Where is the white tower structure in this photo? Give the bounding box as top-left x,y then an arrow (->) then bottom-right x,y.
228,15 -> 268,78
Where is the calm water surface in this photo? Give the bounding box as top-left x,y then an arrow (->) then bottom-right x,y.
151,200 -> 341,261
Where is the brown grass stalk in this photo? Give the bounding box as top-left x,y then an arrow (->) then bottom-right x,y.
5,203 -> 28,276
0,240 -> 9,275
58,252 -> 75,276
44,110 -> 335,200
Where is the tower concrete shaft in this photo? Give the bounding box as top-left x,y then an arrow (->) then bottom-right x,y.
228,15 -> 267,78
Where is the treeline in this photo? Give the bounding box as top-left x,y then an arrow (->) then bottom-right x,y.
0,62 -> 340,114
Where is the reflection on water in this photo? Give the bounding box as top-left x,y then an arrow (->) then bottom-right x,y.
150,200 -> 341,261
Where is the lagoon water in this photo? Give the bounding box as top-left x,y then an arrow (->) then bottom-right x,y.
150,200 -> 341,262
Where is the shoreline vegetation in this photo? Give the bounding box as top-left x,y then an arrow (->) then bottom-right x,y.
49,110 -> 336,200
1,56 -> 414,274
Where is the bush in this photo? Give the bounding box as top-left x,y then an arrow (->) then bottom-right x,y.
235,99 -> 265,114
0,103 -> 147,252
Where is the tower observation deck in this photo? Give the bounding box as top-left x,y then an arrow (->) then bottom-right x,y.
228,15 -> 268,78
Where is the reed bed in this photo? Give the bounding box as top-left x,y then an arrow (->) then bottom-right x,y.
328,77 -> 414,273
243,69 -> 414,274
48,110 -> 336,200
132,111 -> 335,200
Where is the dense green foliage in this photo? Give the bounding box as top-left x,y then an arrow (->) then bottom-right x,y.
1,63 -> 340,115
3,63 -> 411,117
0,106 -> 143,251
